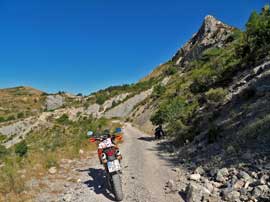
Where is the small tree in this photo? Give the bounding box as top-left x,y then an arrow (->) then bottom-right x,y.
17,112 -> 24,119
152,84 -> 166,98
56,114 -> 70,125
96,95 -> 108,105
0,144 -> 8,158
15,140 -> 28,157
165,66 -> 177,75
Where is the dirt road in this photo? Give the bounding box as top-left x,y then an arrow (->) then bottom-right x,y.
36,123 -> 184,202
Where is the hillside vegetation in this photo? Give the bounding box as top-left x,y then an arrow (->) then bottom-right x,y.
0,114 -> 121,201
0,87 -> 45,123
151,6 -> 270,144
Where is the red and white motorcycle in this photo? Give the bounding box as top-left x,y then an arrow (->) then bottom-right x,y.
88,132 -> 124,201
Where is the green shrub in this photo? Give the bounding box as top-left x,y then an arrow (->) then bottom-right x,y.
0,157 -> 25,193
190,78 -> 208,93
0,145 -> 8,158
152,84 -> 166,98
151,108 -> 166,125
232,5 -> 270,66
6,115 -> 15,121
56,114 -> 70,125
17,112 -> 24,119
165,66 -> 177,75
0,134 -> 6,143
205,88 -> 228,104
45,155 -> 58,169
0,117 -> 5,122
96,94 -> 109,105
238,114 -> 270,139
83,102 -> 90,109
15,141 -> 28,157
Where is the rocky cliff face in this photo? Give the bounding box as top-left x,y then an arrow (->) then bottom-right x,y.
172,15 -> 234,67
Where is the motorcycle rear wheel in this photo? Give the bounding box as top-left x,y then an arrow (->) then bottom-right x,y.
112,174 -> 124,201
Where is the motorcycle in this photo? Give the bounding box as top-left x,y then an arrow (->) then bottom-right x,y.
88,132 -> 124,201
154,127 -> 165,140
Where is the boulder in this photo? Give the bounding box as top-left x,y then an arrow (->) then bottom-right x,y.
238,171 -> 252,182
252,185 -> 270,198
186,182 -> 211,202
260,174 -> 269,185
172,167 -> 181,173
216,168 -> 229,182
233,180 -> 245,190
79,149 -> 84,155
189,174 -> 201,182
165,179 -> 177,192
223,190 -> 240,201
212,181 -> 223,188
48,167 -> 57,175
194,166 -> 205,175
45,95 -> 65,111
204,180 -> 214,193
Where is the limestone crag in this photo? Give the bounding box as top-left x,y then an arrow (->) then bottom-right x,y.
172,15 -> 234,66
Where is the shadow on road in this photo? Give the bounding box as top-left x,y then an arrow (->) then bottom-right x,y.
137,136 -> 155,142
78,168 -> 115,201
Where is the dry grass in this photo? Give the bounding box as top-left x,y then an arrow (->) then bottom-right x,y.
0,116 -> 122,201
0,86 -> 45,122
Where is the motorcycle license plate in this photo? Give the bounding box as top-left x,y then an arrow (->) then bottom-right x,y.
107,160 -> 121,173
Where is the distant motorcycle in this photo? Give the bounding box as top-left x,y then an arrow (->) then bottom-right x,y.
89,135 -> 124,201
154,125 -> 165,140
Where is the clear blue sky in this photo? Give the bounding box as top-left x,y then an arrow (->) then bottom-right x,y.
0,0 -> 267,94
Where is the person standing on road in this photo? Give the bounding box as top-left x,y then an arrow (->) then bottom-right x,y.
155,125 -> 165,140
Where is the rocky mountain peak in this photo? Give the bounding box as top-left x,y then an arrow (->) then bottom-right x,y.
203,15 -> 232,33
203,15 -> 222,32
172,15 -> 235,66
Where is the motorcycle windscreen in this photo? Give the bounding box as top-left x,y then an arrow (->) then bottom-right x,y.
107,160 -> 121,173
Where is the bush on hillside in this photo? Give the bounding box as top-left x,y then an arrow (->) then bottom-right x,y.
56,114 -> 70,125
0,134 -> 6,143
152,84 -> 166,98
151,97 -> 198,127
15,141 -> 28,157
164,66 -> 177,75
0,145 -> 8,158
6,115 -> 15,121
17,112 -> 24,119
205,88 -> 228,104
0,117 -> 5,122
96,94 -> 109,105
235,5 -> 270,65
